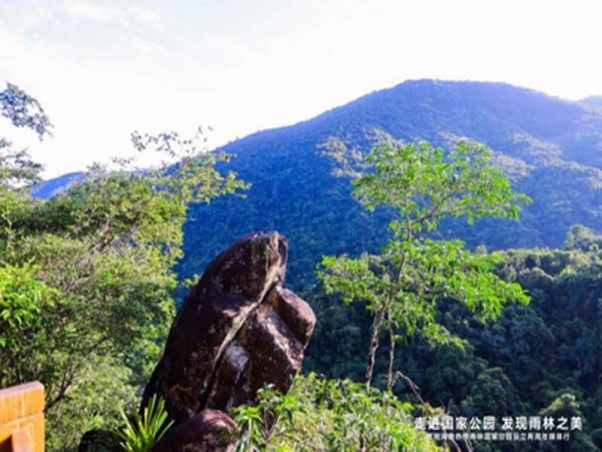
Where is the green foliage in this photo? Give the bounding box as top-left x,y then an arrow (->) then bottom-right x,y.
563,224 -> 602,251
0,82 -> 52,139
301,287 -> 369,381
232,373 -> 439,451
0,82 -> 50,193
351,141 -> 529,228
0,143 -> 44,190
172,80 -> 602,296
114,394 -> 174,452
318,140 -> 530,388
372,241 -> 602,450
0,85 -> 246,448
0,263 -> 54,349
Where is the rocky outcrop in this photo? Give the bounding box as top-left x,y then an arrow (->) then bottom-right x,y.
153,410 -> 237,452
142,231 -> 316,446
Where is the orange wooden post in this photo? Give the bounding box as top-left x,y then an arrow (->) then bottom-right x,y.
0,381 -> 44,452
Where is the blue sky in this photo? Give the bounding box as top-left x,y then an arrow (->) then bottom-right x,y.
2,0 -> 602,178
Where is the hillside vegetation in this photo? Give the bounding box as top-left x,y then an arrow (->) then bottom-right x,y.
10,80 -> 602,450
175,80 -> 602,291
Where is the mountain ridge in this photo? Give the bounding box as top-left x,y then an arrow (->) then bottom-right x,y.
34,80 -> 602,290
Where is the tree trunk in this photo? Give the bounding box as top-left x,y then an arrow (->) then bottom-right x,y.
386,316 -> 396,391
365,309 -> 385,388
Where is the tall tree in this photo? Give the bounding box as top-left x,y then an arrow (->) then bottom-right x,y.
318,139 -> 531,389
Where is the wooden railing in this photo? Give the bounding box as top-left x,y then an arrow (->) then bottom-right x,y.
0,381 -> 45,452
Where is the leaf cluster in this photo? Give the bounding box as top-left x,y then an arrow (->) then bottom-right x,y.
115,394 -> 174,452
354,141 -> 530,234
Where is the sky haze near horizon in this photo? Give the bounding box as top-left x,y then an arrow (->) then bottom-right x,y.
2,0 -> 602,178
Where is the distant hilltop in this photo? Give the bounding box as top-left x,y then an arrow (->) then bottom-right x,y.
32,171 -> 84,199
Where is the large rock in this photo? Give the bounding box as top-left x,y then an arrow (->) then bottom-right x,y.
152,410 -> 237,452
142,231 -> 316,429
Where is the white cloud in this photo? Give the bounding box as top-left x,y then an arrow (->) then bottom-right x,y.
129,6 -> 161,26
62,0 -> 124,22
61,0 -> 160,30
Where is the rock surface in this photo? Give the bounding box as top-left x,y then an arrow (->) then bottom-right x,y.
152,409 -> 237,452
77,429 -> 121,451
142,231 -> 316,445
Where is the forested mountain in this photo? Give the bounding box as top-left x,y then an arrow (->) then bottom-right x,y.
178,79 -> 602,290
32,171 -> 84,199
35,80 -> 602,290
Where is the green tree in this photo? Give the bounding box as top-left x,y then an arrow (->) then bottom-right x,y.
0,84 -> 246,448
318,140 -> 531,389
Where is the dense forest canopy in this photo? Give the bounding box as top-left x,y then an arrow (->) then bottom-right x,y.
168,80 -> 602,292
305,227 -> 602,451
